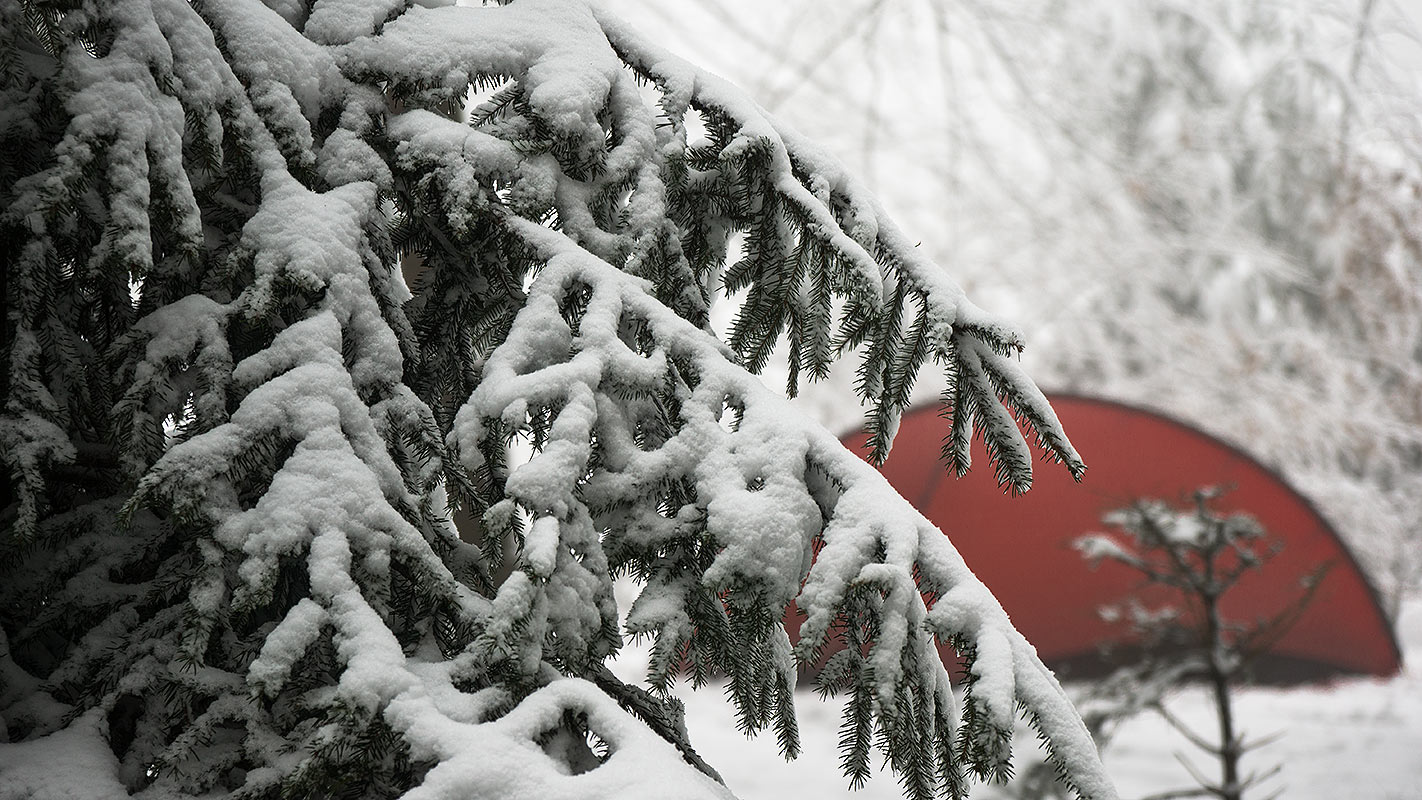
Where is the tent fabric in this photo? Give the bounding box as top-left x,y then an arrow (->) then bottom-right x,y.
831,394 -> 1401,683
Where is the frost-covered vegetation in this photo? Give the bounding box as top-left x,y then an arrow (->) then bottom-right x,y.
1070,493 -> 1327,800
605,0 -> 1422,623
0,1 -> 1112,798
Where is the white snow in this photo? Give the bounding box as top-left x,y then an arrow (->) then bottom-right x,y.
0,711 -> 127,800
248,598 -> 327,696
633,597 -> 1422,800
203,0 -> 338,119
387,678 -> 737,800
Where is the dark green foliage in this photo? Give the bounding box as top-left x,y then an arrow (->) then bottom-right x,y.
0,2 -> 1103,799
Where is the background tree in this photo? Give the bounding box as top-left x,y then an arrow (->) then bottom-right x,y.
0,1 -> 1112,799
1068,491 -> 1330,800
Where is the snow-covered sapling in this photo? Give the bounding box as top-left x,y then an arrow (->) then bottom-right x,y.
1073,490 -> 1330,800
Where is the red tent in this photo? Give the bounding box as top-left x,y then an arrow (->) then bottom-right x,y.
830,394 -> 1400,683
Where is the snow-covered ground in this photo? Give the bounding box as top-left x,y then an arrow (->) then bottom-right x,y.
635,598 -> 1422,799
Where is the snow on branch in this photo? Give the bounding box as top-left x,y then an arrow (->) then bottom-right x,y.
452,215 -> 1114,799
354,0 -> 1083,491
591,5 -> 1083,485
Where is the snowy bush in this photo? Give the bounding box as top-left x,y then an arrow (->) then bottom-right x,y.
0,1 -> 1111,798
1069,491 -> 1330,800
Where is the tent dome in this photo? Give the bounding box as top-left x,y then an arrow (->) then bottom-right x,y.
824,394 -> 1400,683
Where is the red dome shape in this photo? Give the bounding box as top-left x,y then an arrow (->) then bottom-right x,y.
829,394 -> 1400,683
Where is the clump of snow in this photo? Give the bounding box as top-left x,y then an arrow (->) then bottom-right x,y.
388,678 -> 736,800
341,0 -> 621,149
0,711 -> 127,800
203,0 -> 338,120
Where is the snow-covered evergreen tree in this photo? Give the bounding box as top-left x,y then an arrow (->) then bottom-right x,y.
0,1 -> 1113,798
